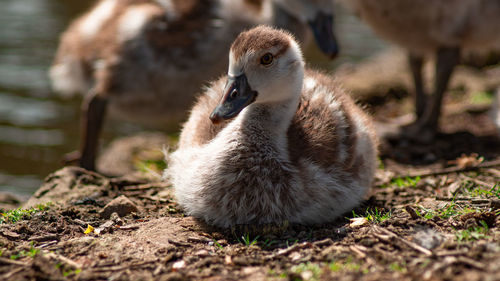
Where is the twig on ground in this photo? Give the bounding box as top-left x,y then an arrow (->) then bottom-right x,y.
373,226 -> 432,256
267,242 -> 312,259
167,239 -> 191,247
406,159 -> 500,178
28,234 -> 59,242
459,174 -> 498,190
0,257 -> 28,266
0,266 -> 24,279
91,260 -> 157,272
122,182 -> 170,191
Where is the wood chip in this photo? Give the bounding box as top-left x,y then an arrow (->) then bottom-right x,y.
350,217 -> 369,227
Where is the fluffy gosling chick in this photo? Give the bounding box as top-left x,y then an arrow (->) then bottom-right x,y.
166,26 -> 378,227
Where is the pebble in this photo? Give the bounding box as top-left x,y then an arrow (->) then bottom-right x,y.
99,195 -> 138,219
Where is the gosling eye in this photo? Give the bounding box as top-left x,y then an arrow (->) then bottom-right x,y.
260,53 -> 274,65
229,89 -> 238,99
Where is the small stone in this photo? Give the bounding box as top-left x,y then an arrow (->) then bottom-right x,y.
99,196 -> 138,219
413,228 -> 444,250
110,212 -> 124,225
95,220 -> 114,235
289,251 -> 302,261
301,271 -> 314,280
172,260 -> 186,271
490,199 -> 500,210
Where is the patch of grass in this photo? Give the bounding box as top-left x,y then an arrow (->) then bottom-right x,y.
352,208 -> 391,224
134,158 -> 167,175
464,183 -> 500,199
0,203 -> 52,224
470,91 -> 493,105
289,258 -> 366,280
10,242 -> 39,260
239,233 -> 259,247
365,208 -> 392,223
328,257 -> 367,274
416,201 -> 478,220
56,263 -> 82,277
212,239 -> 224,250
63,268 -> 82,277
391,176 -> 421,188
267,269 -> 287,279
455,221 -> 490,242
389,262 -> 407,273
291,262 -> 322,281
286,238 -> 299,248
261,238 -> 277,249
379,176 -> 421,189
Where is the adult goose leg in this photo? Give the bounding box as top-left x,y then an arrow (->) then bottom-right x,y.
408,52 -> 426,119
403,47 -> 460,142
79,90 -> 108,171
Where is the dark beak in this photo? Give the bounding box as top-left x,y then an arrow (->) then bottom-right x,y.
209,74 -> 258,124
308,12 -> 339,59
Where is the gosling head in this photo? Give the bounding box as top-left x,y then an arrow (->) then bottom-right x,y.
276,0 -> 338,58
210,26 -> 304,124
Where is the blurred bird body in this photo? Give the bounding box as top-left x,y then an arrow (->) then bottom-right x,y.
50,0 -> 337,170
342,0 -> 500,55
341,0 -> 500,140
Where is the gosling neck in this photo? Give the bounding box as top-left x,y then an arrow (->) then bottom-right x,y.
240,84 -> 302,136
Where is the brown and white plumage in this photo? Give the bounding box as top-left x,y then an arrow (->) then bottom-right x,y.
166,26 -> 377,227
340,0 -> 500,140
50,0 -> 338,170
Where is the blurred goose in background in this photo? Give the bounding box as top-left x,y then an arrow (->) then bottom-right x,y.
166,26 -> 377,227
339,0 -> 500,141
50,0 -> 338,171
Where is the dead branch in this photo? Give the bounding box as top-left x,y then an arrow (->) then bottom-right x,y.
405,159 -> 500,178
373,226 -> 432,256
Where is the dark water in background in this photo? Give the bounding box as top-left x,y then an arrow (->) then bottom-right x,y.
0,1 -> 387,198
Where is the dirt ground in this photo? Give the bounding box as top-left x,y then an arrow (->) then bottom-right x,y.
1,49 -> 500,281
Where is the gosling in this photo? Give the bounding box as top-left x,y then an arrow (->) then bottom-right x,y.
166,26 -> 378,227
